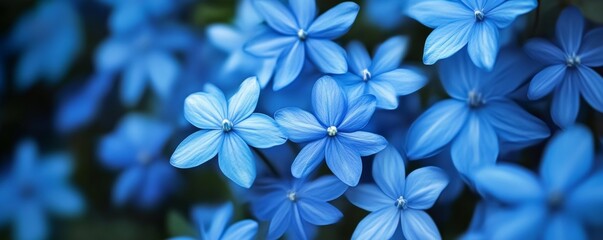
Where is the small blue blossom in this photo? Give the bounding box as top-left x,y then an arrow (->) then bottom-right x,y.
524,7 -> 603,128
0,140 -> 84,240
407,0 -> 537,70
170,77 -> 287,188
99,0 -> 188,34
170,202 -> 258,240
275,76 -> 388,186
98,114 -> 180,208
405,50 -> 550,179
245,0 -> 359,90
346,146 -> 449,240
474,125 -> 603,239
334,36 -> 428,109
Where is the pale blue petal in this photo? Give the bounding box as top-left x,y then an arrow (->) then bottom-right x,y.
467,21 -> 498,70
451,113 -> 499,178
371,36 -> 408,75
351,207 -> 399,240
577,65 -> 603,112
147,51 -> 179,100
184,92 -> 226,130
257,58 -> 277,88
544,214 -> 587,240
300,175 -> 347,201
407,1 -> 473,28
298,200 -> 342,225
291,138 -> 327,178
273,41 -> 305,91
482,100 -> 550,143
113,166 -> 143,205
367,80 -> 398,109
346,41 -> 371,76
326,137 -> 362,186
16,203 -> 47,240
289,0 -> 316,29
375,68 -> 428,96
567,171 -> 603,225
268,202 -> 292,239
339,95 -> 376,131
405,167 -> 449,210
109,3 -> 145,33
401,209 -> 441,240
120,61 -> 147,106
219,133 -> 256,188
423,20 -> 474,65
346,184 -> 392,212
579,28 -> 603,67
208,203 -> 234,240
235,113 -> 286,148
551,73 -> 580,128
206,24 -> 242,52
307,2 -> 359,39
15,139 -> 37,178
528,64 -> 567,99
244,31 -> 296,57
96,39 -> 132,72
524,38 -> 565,65
98,133 -> 137,169
228,77 -> 260,124
253,0 -> 297,34
406,99 -> 469,159
372,145 -> 406,199
170,130 -> 224,168
474,165 -> 544,204
487,205 -> 546,239
306,39 -> 348,74
222,220 -> 258,240
312,76 -> 347,126
274,107 -> 326,142
487,0 -> 537,28
338,132 -> 387,156
555,7 -> 585,54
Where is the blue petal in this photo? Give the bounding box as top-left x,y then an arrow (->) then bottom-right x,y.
219,133 -> 256,188
482,100 -> 550,144
109,3 -> 145,33
346,41 -> 371,76
423,20 -> 474,65
273,40 -> 305,91
481,48 -> 541,98
401,209 -> 441,240
299,175 -> 348,201
374,68 -> 428,96
406,1 -> 472,28
222,220 -> 258,240
184,92 -> 226,129
244,31 -> 296,57
451,112 -> 499,178
338,132 -> 387,156
15,139 -> 37,178
544,214 -> 587,240
487,0 -> 537,28
40,154 -> 73,181
437,52 -> 476,99
257,58 -> 277,88
252,191 -> 286,220
577,65 -> 603,112
371,36 -> 408,75
98,131 -> 137,169
268,202 -> 292,240
289,0 -> 316,29
235,113 -> 287,148
555,6 -> 584,54
16,203 -> 47,240
524,38 -> 565,65
567,171 -> 603,225
474,164 -> 544,204
405,167 -> 448,210
325,137 -> 362,186
298,199 -> 342,225
147,51 -> 179,100
528,64 -> 567,99
487,205 -> 546,239
346,184 -> 393,212
207,202 -> 234,240
372,145 -> 406,199
206,24 -> 243,52
306,39 -> 348,74
120,61 -> 147,106
170,130 -> 224,168
291,138 -> 327,178
351,207 -> 399,240
339,95 -> 376,131
228,77 -> 260,124
312,76 -> 347,126
113,166 -> 144,205
551,73 -> 580,128
579,28 -> 603,67
307,2 -> 359,39
367,80 -> 398,109
253,0 -> 297,34
406,99 -> 469,159
139,161 -> 178,208
96,39 -> 132,72
467,21 -> 498,70
274,107 -> 326,142
15,49 -> 43,91
43,185 -> 83,216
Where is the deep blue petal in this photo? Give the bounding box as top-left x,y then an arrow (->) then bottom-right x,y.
451,112 -> 499,178
474,164 -> 544,204
299,175 -> 347,201
577,65 -> 603,112
307,2 -> 359,39
147,51 -> 179,100
16,203 -> 47,240
371,36 -> 408,75
372,145 -> 406,199
551,72 -> 580,128
487,0 -> 537,28
325,137 -> 362,186
113,166 -> 144,205
528,64 -> 567,99
400,209 -> 441,240
298,200 -> 342,225
524,38 -> 565,65
567,171 -> 603,225
346,184 -> 392,212
579,28 -> 603,67
120,61 -> 147,106
291,138 -> 327,178
482,100 -> 550,144
305,39 -> 348,74
268,202 -> 292,240
544,213 -> 587,240
555,7 -> 584,55
367,80 -> 398,110
222,220 -> 258,240
351,207 -> 399,240
405,167 -> 448,210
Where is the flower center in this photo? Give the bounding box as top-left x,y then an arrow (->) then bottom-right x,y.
395,196 -> 407,209
467,90 -> 484,108
222,119 -> 233,132
548,191 -> 564,211
287,191 -> 297,202
566,54 -> 580,67
327,126 -> 338,137
362,69 -> 372,81
474,10 -> 485,21
297,29 -> 308,41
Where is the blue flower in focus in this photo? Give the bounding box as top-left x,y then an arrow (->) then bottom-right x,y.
98,114 -> 180,208
95,23 -> 194,106
474,125 -> 603,239
6,1 -> 82,91
334,36 -> 428,109
170,202 -> 258,240
0,140 -> 84,240
407,0 -> 537,70
250,174 -> 347,240
405,50 -> 550,179
346,146 -> 448,239
99,0 -> 188,33
245,0 -> 359,90
275,76 -> 388,186
170,77 -> 287,188
524,7 -> 603,128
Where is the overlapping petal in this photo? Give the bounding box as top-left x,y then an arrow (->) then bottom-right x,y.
307,2 -> 359,39
372,145 -> 406,199
235,113 -> 286,148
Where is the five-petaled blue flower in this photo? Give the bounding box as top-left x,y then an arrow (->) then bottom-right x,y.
334,36 -> 427,109
405,50 -> 550,179
245,0 -> 359,90
98,114 -> 180,208
170,202 -> 258,240
474,125 -> 603,239
407,0 -> 537,70
171,77 -> 287,188
275,76 -> 388,186
250,174 -> 347,240
0,140 -> 84,240
524,7 -> 603,128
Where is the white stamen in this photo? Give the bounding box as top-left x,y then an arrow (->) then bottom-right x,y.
287,191 -> 297,202
297,29 -> 308,40
395,196 -> 407,209
474,10 -> 485,21
468,90 -> 484,108
327,126 -> 338,137
566,54 -> 581,67
362,69 -> 372,81
222,119 -> 233,132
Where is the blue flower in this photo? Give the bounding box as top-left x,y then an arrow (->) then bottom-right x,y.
99,0 -> 188,34
333,36 -> 428,109
0,140 -> 84,240
405,50 -> 549,179
524,7 -> 603,128
98,114 -> 180,208
474,125 -> 603,239
346,146 -> 449,240
244,0 -> 359,90
170,202 -> 258,240
170,77 -> 287,188
407,0 -> 537,70
275,76 -> 388,186
6,1 -> 82,91
250,174 -> 347,240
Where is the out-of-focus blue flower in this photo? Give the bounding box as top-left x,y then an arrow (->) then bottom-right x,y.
405,50 -> 549,179
6,0 -> 82,91
363,0 -> 407,30
170,77 -> 286,188
474,125 -> 603,239
98,114 -> 179,208
407,0 -> 537,70
524,7 -> 603,128
250,173 -> 347,240
0,140 -> 84,240
346,146 -> 448,240
334,36 -> 427,109
95,23 -> 194,106
99,0 -> 188,34
275,76 -> 387,186
170,202 -> 258,240
245,0 -> 359,90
